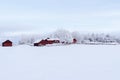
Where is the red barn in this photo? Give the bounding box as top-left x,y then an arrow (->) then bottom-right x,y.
34,38 -> 60,46
2,40 -> 12,47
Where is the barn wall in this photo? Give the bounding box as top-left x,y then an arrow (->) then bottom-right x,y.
2,43 -> 12,46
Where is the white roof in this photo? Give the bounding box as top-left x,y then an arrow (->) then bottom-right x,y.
47,38 -> 60,40
34,38 -> 60,43
34,39 -> 43,43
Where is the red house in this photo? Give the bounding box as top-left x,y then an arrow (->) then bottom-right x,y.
2,40 -> 12,47
34,38 -> 60,46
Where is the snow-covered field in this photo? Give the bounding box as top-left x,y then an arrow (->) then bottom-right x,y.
0,45 -> 119,80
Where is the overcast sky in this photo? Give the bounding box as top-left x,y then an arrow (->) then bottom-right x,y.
0,0 -> 120,32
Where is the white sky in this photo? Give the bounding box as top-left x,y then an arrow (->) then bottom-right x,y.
0,0 -> 120,32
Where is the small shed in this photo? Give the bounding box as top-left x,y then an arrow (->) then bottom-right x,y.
73,38 -> 77,43
2,40 -> 12,47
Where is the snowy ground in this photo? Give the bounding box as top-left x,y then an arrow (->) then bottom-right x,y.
0,45 -> 119,80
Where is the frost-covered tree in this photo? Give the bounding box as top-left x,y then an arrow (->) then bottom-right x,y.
6,29 -> 120,46
51,29 -> 73,43
19,34 -> 35,45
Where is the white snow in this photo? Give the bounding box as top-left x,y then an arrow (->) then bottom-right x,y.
0,45 -> 119,80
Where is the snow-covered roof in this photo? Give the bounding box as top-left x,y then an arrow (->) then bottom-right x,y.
34,39 -> 43,43
34,38 -> 60,43
47,38 -> 60,40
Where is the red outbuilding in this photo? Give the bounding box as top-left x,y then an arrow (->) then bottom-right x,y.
2,40 -> 12,47
73,38 -> 77,43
